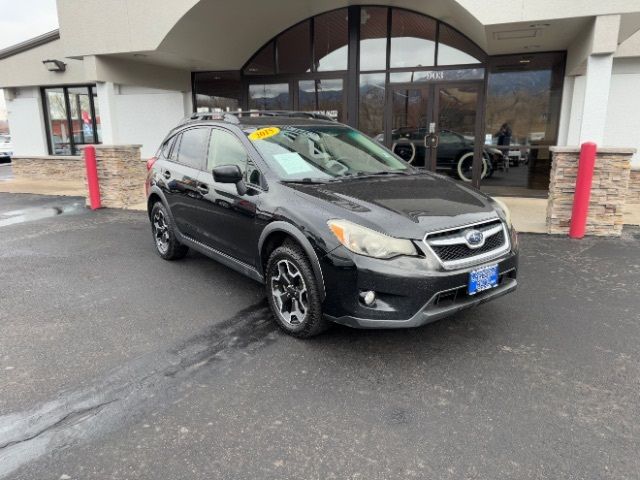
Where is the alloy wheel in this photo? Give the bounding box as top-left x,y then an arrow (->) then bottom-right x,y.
152,209 -> 170,254
270,259 -> 309,326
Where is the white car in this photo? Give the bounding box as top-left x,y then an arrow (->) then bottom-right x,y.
0,135 -> 13,163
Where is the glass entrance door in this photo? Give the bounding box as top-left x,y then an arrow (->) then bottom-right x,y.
386,81 -> 485,186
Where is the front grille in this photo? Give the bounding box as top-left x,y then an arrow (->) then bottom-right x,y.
424,219 -> 509,268
432,230 -> 505,261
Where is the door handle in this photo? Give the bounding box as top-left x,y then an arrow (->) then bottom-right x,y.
197,183 -> 209,195
163,170 -> 171,179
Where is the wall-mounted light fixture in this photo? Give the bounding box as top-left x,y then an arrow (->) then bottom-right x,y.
42,59 -> 66,72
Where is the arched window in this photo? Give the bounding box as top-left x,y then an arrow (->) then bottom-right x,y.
244,9 -> 349,76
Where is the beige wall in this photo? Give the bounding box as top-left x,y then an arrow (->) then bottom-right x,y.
0,39 -> 85,88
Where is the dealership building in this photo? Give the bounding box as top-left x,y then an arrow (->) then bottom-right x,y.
1,0 -> 640,215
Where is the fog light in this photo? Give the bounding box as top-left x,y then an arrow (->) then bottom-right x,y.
360,290 -> 376,306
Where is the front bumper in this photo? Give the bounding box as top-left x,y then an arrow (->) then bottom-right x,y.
319,236 -> 519,329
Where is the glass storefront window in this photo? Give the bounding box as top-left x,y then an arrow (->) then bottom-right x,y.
298,79 -> 344,122
359,7 -> 388,71
277,20 -> 312,74
248,83 -> 290,110
483,52 -> 565,192
193,72 -> 242,112
43,85 -> 100,155
67,87 -> 96,148
390,9 -> 436,68
437,24 -> 484,66
45,88 -> 71,155
244,41 -> 275,75
314,9 -> 348,71
359,73 -> 386,138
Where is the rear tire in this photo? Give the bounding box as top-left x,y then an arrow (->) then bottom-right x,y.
150,202 -> 189,260
265,241 -> 327,338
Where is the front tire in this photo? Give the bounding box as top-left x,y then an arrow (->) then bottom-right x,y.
265,241 -> 327,338
150,202 -> 189,260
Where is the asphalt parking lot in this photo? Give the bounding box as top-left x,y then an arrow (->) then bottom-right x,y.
1,192 -> 639,479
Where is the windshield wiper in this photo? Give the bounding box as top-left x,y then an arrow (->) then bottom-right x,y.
281,178 -> 337,185
341,170 -> 410,180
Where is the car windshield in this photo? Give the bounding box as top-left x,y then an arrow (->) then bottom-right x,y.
245,125 -> 412,182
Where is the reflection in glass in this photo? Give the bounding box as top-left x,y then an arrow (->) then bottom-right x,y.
92,88 -> 101,144
359,7 -> 388,71
359,73 -> 386,138
314,9 -> 348,71
483,53 -> 565,192
389,68 -> 484,83
390,88 -> 430,166
298,79 -> 344,122
277,20 -> 312,74
68,86 -> 96,151
244,41 -> 275,75
194,72 -> 242,112
437,24 -> 484,66
45,88 -> 71,155
390,9 -> 435,68
249,84 -> 290,110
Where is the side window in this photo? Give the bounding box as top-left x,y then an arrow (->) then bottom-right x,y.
169,134 -> 181,162
207,129 -> 249,176
177,128 -> 209,169
161,136 -> 174,159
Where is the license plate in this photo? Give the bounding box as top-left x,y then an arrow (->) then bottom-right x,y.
468,264 -> 499,295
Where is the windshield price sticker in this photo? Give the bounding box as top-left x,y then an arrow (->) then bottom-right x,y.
249,127 -> 281,141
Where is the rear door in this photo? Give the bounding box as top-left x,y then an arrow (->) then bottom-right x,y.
160,127 -> 209,237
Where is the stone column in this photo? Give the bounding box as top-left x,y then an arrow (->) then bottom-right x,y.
547,147 -> 635,236
82,145 -> 146,209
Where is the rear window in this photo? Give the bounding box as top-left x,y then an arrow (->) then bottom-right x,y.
177,128 -> 209,169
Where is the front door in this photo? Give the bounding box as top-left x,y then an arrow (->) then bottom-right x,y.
194,128 -> 262,267
386,81 -> 484,186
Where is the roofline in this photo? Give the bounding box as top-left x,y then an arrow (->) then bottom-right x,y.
0,29 -> 60,61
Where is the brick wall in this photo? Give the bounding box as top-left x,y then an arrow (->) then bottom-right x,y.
628,168 -> 640,204
83,145 -> 146,209
547,147 -> 635,236
11,156 -> 85,182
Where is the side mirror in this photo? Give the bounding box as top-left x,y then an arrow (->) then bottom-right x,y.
212,164 -> 247,195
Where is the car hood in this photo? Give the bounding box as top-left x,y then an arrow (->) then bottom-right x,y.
287,173 -> 500,239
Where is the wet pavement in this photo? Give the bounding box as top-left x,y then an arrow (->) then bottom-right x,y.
1,193 -> 639,479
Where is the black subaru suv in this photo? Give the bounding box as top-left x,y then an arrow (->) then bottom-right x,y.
146,112 -> 518,338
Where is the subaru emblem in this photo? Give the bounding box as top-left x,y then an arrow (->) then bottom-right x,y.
464,229 -> 485,249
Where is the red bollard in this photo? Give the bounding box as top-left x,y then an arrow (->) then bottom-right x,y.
569,142 -> 597,239
84,145 -> 102,210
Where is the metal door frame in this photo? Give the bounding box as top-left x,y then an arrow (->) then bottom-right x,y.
385,79 -> 485,187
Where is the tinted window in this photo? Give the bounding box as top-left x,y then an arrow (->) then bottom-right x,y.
169,134 -> 181,162
390,9 -> 436,68
207,129 -> 248,175
277,20 -> 312,74
437,24 -> 484,66
314,9 -> 348,71
359,73 -> 386,138
359,7 -> 388,71
244,41 -> 275,75
177,128 -> 208,169
193,71 -> 241,112
248,83 -> 290,110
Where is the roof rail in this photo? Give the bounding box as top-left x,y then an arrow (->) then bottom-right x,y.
179,110 -> 337,126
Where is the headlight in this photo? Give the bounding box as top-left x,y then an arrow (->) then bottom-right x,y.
491,197 -> 512,228
328,219 -> 417,259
